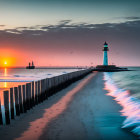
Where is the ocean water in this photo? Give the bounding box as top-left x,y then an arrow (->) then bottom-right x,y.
104,67 -> 140,137
0,68 -> 80,92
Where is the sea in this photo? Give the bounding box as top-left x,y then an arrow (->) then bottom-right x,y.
0,68 -> 80,92
104,67 -> 140,137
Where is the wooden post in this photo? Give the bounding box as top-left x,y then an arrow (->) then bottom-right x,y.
10,88 -> 15,119
37,81 -> 41,103
42,79 -> 46,101
50,78 -> 53,96
47,78 -> 51,97
26,83 -> 30,110
40,80 -> 43,102
18,85 -> 23,113
53,77 -> 56,93
0,99 -> 3,124
52,77 -> 55,93
31,81 -> 35,107
43,79 -> 46,100
28,83 -> 32,109
45,78 -> 49,99
14,87 -> 20,116
22,85 -> 27,113
4,90 -> 10,125
35,81 -> 38,105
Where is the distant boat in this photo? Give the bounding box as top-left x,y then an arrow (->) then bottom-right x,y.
26,61 -> 35,69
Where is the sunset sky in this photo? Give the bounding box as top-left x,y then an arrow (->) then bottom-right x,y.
0,0 -> 140,67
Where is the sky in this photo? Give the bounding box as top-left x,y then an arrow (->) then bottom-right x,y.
0,0 -> 140,67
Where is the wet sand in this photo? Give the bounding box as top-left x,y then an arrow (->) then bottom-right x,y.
0,72 -> 138,140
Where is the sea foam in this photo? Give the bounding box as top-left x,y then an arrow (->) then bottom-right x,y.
104,72 -> 140,138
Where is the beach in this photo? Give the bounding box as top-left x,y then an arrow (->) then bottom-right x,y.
0,72 -> 138,140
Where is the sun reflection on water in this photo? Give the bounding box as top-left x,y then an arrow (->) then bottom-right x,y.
4,82 -> 7,88
4,68 -> 7,88
104,72 -> 140,137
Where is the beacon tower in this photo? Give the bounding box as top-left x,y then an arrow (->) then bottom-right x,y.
103,41 -> 109,65
95,42 -> 128,71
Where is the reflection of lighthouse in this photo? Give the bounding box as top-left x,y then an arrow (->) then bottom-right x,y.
103,41 -> 109,65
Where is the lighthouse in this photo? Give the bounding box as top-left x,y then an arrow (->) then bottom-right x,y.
103,41 -> 109,65
95,41 -> 128,71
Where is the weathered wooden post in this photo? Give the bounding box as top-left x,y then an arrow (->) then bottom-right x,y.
37,81 -> 41,103
10,88 -> 15,119
40,80 -> 43,102
54,76 -> 58,92
59,75 -> 63,89
35,81 -> 38,105
45,78 -> 49,99
47,78 -> 51,97
28,83 -> 32,109
31,81 -> 35,107
22,85 -> 27,113
4,90 -> 10,125
26,83 -> 30,110
44,79 -> 47,99
52,77 -> 55,93
43,79 -> 46,100
14,87 -> 20,116
18,85 -> 23,113
0,99 -> 3,124
51,78 -> 54,95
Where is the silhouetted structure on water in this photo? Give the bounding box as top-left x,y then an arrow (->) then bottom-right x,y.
26,61 -> 35,69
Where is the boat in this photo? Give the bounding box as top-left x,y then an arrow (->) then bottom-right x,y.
26,61 -> 35,69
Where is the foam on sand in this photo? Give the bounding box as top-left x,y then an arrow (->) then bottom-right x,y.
104,72 -> 140,138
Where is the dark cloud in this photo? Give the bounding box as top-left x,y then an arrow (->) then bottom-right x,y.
125,16 -> 140,20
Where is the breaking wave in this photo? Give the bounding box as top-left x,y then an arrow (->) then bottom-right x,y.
104,72 -> 140,138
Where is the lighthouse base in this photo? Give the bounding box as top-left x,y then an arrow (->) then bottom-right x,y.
94,65 -> 128,72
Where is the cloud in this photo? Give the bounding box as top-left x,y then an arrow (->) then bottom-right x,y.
0,19 -> 140,66
125,16 -> 140,20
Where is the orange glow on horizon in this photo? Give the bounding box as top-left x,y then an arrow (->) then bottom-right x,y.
0,47 -> 22,67
0,58 -> 16,67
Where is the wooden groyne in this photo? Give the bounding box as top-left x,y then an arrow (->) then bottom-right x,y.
0,69 -> 92,125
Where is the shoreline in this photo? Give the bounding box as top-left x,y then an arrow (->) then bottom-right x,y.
0,72 -> 138,140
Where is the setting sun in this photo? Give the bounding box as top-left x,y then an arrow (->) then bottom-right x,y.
4,61 -> 7,65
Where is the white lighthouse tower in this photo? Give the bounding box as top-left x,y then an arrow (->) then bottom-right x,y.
95,41 -> 128,71
103,41 -> 109,65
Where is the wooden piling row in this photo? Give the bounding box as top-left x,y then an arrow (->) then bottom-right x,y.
0,69 -> 92,125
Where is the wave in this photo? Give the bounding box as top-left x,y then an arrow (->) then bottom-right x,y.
104,72 -> 140,138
